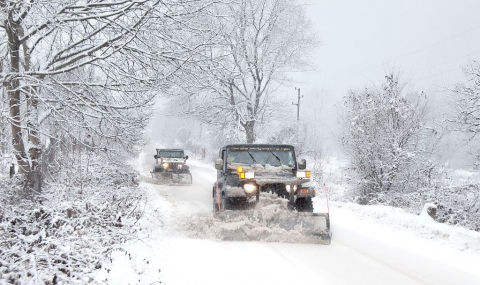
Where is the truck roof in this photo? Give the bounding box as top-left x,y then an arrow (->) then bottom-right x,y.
156,148 -> 185,151
224,144 -> 295,149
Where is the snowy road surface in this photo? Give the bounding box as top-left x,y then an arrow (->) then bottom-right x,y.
95,158 -> 480,285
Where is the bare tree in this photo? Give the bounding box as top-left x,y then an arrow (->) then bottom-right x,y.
340,72 -> 437,205
0,0 -> 213,191
449,60 -> 480,167
170,0 -> 319,143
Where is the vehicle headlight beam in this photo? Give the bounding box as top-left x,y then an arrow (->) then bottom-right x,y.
243,183 -> 257,194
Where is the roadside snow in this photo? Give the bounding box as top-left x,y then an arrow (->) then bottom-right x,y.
94,157 -> 480,285
333,201 -> 480,255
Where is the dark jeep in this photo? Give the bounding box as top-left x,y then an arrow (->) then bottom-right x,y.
213,144 -> 316,213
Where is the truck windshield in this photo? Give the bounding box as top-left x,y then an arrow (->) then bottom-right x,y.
227,146 -> 294,167
158,150 -> 184,158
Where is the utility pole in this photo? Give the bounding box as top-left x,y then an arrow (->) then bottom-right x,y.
292,87 -> 303,120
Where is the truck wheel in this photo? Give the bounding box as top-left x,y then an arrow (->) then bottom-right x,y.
276,185 -> 287,199
296,197 -> 314,212
221,195 -> 228,211
213,187 -> 219,216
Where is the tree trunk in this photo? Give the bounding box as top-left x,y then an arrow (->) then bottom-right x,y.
243,120 -> 256,143
6,17 -> 42,192
26,91 -> 43,192
6,21 -> 30,174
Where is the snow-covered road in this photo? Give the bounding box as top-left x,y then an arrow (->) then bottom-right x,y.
95,158 -> 480,285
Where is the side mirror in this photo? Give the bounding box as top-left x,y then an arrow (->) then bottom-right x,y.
154,155 -> 158,159
185,155 -> 189,160
215,158 -> 223,170
298,159 -> 306,170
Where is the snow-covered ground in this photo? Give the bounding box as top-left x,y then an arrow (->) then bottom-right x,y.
94,156 -> 480,285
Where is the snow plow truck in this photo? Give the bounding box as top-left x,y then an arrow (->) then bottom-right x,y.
151,149 -> 192,185
212,144 -> 331,243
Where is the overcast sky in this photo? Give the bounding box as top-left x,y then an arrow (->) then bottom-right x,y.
298,0 -> 480,100
274,0 -> 480,160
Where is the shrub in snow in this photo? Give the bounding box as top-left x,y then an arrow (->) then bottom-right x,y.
340,72 -> 439,207
0,153 -> 146,284
433,184 -> 480,231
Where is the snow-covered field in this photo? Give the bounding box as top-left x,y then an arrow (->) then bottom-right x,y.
94,157 -> 480,285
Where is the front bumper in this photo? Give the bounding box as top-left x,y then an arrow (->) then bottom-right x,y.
224,186 -> 260,198
253,177 -> 310,186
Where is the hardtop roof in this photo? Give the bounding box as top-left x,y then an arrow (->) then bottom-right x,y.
224,144 -> 295,149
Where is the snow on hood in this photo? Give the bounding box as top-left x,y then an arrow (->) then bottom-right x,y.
227,163 -> 293,171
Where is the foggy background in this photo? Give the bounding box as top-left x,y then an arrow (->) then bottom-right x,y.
149,0 -> 480,168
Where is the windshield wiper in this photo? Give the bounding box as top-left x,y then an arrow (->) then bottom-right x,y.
269,151 -> 284,166
246,150 -> 257,165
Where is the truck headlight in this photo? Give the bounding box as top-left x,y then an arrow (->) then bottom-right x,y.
162,162 -> 169,169
245,172 -> 255,179
243,183 -> 257,194
286,185 -> 297,193
237,167 -> 254,179
296,171 -> 311,178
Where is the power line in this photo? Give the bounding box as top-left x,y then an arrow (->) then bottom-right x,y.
416,67 -> 462,81
414,50 -> 480,72
396,25 -> 480,61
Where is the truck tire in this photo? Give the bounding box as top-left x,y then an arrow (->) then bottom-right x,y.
221,195 -> 228,210
276,184 -> 287,199
295,197 -> 314,212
